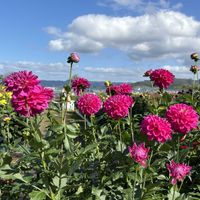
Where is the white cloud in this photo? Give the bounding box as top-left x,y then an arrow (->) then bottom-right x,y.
46,11 -> 200,61
100,0 -> 182,13
0,61 -> 74,80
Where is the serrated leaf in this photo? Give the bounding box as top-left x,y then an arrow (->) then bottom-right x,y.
29,190 -> 46,200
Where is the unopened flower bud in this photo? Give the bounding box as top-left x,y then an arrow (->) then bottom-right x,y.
191,53 -> 199,62
67,52 -> 80,63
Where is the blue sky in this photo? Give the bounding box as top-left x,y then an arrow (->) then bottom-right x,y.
0,0 -> 200,82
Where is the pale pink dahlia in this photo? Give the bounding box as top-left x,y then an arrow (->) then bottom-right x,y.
128,143 -> 150,167
12,85 -> 53,117
71,77 -> 90,96
166,160 -> 192,185
166,103 -> 199,134
3,71 -> 40,95
150,69 -> 174,89
103,95 -> 134,120
67,52 -> 80,63
76,93 -> 102,116
141,115 -> 172,143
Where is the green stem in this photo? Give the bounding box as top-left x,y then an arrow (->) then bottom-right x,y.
91,116 -> 100,158
177,135 -> 180,162
68,62 -> 73,87
129,108 -> 134,143
172,185 -> 176,200
84,115 -> 87,130
133,167 -> 138,200
118,121 -> 123,153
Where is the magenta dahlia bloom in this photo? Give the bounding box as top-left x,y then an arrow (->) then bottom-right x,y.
118,83 -> 132,95
12,85 -> 53,117
72,77 -> 90,96
167,160 -> 192,185
3,71 -> 40,95
150,69 -> 174,89
128,143 -> 150,167
106,85 -> 121,95
76,93 -> 102,116
141,115 -> 172,143
106,83 -> 132,95
67,52 -> 80,63
103,95 -> 134,120
166,103 -> 199,134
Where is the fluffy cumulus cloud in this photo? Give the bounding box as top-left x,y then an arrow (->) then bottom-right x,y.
46,11 -> 200,61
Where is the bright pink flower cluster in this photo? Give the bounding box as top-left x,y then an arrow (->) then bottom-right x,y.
103,95 -> 134,120
71,77 -> 90,96
12,85 -> 53,117
128,143 -> 150,167
150,69 -> 174,89
67,52 -> 80,63
4,71 -> 53,116
167,160 -> 192,185
141,115 -> 172,143
166,103 -> 199,134
77,93 -> 102,116
4,71 -> 40,95
106,83 -> 132,95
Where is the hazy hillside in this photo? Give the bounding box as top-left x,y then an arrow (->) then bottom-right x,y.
41,78 -> 194,91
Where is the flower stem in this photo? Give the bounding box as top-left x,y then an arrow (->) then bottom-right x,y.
118,121 -> 123,153
133,166 -> 138,200
129,108 -> 134,143
172,185 -> 176,200
177,135 -> 180,162
68,62 -> 73,87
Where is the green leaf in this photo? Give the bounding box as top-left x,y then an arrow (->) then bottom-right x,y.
29,190 -> 47,200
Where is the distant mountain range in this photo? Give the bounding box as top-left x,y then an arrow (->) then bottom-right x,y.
41,78 -> 195,91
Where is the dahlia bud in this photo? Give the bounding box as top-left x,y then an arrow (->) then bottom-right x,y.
143,69 -> 153,77
191,53 -> 199,62
104,80 -> 112,87
67,52 -> 80,63
190,65 -> 199,74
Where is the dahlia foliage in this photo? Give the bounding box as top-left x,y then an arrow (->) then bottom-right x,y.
1,54 -> 200,199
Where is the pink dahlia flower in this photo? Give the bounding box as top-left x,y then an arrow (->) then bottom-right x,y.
167,160 -> 192,185
103,95 -> 134,120
3,71 -> 40,95
106,83 -> 132,95
67,52 -> 80,63
166,103 -> 199,134
76,93 -> 102,116
143,69 -> 153,77
12,85 -> 53,117
106,85 -> 121,95
141,115 -> 172,143
72,77 -> 90,96
150,69 -> 174,89
128,143 -> 150,167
